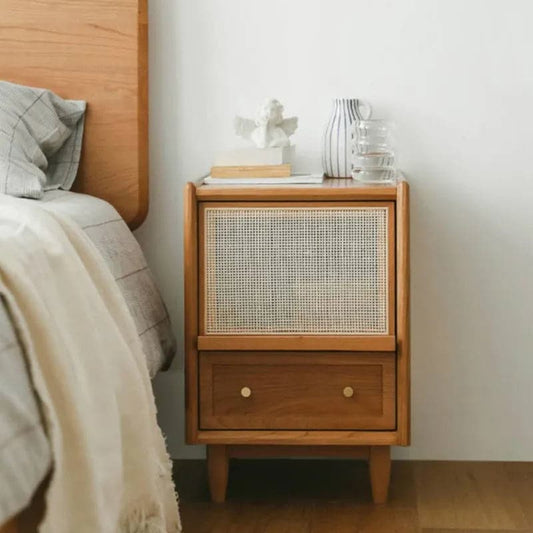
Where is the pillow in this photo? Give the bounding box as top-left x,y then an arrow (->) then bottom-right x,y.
0,81 -> 86,199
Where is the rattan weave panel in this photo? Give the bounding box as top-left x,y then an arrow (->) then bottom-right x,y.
204,207 -> 389,335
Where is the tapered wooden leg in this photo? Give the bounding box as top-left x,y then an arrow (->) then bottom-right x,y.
369,445 -> 391,504
207,445 -> 229,503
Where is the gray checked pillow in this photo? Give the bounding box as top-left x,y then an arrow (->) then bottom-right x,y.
0,81 -> 86,199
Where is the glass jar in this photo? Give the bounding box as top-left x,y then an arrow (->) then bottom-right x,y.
351,119 -> 397,183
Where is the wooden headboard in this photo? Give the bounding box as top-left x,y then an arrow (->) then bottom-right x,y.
0,0 -> 148,228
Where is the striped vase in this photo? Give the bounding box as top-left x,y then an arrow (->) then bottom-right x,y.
322,98 -> 372,178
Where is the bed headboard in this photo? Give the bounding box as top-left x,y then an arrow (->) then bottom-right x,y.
0,0 -> 148,228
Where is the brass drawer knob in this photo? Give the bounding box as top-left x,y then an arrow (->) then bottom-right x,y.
240,386 -> 252,398
343,386 -> 354,398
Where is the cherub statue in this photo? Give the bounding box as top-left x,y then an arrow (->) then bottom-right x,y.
234,98 -> 298,149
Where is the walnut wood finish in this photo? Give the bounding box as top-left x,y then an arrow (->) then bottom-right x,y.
199,352 -> 396,431
369,445 -> 392,503
396,180 -> 411,445
195,430 -> 400,446
0,0 -> 149,228
184,183 -> 199,443
185,179 -> 410,505
198,335 -> 396,352
177,460 -> 533,532
206,445 -> 229,504
195,178 -> 398,201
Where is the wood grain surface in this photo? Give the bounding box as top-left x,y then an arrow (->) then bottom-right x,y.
396,180 -> 411,444
175,459 -> 533,532
369,445 -> 392,504
207,445 -> 229,504
197,335 -> 396,352
199,352 -> 396,431
0,0 -> 148,228
184,182 -> 199,443
195,178 -> 399,201
194,429 -> 400,446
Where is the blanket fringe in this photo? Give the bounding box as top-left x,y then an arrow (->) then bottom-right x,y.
119,502 -> 166,533
119,453 -> 182,532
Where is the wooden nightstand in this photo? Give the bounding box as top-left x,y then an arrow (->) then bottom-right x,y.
184,178 -> 410,503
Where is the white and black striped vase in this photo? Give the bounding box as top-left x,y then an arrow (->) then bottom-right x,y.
322,98 -> 372,178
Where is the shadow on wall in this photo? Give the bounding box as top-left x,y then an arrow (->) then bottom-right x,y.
402,176 -> 533,461
150,161 -> 533,462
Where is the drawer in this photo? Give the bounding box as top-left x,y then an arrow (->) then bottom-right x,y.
199,352 -> 396,431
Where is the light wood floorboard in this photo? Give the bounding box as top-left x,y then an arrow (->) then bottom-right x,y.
174,460 -> 533,533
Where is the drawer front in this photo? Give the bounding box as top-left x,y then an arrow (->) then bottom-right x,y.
199,352 -> 396,430
199,202 -> 395,337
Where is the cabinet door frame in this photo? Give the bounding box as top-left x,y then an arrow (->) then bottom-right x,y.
198,201 -> 396,352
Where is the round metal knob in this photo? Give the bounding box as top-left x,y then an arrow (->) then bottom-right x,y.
343,386 -> 354,398
240,386 -> 252,398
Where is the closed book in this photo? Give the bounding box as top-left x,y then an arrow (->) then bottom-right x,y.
204,174 -> 324,185
210,164 -> 291,178
215,146 -> 294,166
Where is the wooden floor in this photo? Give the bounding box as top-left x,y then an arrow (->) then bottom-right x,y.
174,459 -> 533,533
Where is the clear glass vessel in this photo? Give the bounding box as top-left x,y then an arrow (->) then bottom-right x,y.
351,120 -> 397,183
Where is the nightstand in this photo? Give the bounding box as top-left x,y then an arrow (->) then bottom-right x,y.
184,178 -> 410,503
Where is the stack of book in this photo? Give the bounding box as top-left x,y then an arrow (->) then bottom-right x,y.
204,146 -> 323,185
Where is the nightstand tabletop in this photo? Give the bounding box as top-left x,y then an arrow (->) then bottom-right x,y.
195,177 -> 403,201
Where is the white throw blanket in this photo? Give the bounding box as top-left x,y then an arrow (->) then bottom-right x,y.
0,196 -> 181,532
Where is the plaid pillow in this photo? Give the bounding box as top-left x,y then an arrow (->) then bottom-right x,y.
0,81 -> 85,198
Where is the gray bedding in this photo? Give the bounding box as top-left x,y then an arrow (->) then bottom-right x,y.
0,81 -> 86,199
0,298 -> 52,524
0,190 -> 175,524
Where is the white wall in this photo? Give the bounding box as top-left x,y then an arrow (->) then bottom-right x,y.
136,0 -> 533,461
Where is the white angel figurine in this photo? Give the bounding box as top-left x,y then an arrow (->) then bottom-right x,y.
234,98 -> 298,149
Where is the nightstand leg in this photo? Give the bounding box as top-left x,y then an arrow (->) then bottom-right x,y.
369,445 -> 391,504
207,445 -> 229,503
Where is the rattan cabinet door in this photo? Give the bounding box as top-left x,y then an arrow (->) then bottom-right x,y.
199,202 -> 395,337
